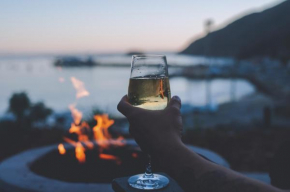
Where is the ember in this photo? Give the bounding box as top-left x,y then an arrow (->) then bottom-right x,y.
58,77 -> 125,163
132,153 -> 138,158
58,144 -> 66,155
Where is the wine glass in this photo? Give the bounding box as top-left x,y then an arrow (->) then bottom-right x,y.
127,55 -> 171,190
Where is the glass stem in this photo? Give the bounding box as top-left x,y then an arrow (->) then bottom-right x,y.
144,154 -> 154,178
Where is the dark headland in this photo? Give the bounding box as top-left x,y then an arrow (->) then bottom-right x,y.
180,0 -> 290,62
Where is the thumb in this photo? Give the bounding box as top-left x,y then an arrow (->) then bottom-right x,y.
167,96 -> 181,110
117,95 -> 134,117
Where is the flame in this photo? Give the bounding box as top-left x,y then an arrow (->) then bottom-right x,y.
99,154 -> 118,161
93,114 -> 114,148
60,111 -> 125,164
75,143 -> 86,163
99,154 -> 121,164
83,140 -> 94,149
69,104 -> 82,125
63,138 -> 87,163
71,77 -> 90,99
62,114 -> 124,163
58,144 -> 66,155
159,79 -> 164,99
58,77 -> 125,164
63,137 -> 77,147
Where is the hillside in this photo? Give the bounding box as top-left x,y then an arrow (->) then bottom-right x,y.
181,0 -> 290,61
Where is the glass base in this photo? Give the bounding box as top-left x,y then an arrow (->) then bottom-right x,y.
128,173 -> 169,190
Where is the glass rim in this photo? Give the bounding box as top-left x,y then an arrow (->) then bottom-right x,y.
132,54 -> 166,59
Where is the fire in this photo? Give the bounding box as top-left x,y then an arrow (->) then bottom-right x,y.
159,79 -> 164,99
99,154 -> 118,161
70,77 -> 90,99
93,114 -> 114,148
99,154 -> 121,165
59,114 -> 124,163
57,76 -> 125,164
69,104 -> 82,125
132,153 -> 138,158
58,144 -> 66,155
63,137 -> 77,147
75,143 -> 86,163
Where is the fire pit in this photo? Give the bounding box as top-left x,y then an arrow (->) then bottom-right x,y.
0,139 -> 229,192
31,142 -> 148,183
0,78 -> 229,191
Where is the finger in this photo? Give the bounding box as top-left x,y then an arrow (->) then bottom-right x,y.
168,96 -> 181,110
117,95 -> 148,119
117,95 -> 134,117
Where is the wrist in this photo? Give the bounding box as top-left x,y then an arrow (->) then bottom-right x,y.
152,138 -> 206,179
152,134 -> 183,152
152,137 -> 186,164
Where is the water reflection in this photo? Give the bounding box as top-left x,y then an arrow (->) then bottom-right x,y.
170,78 -> 254,107
0,56 -> 254,116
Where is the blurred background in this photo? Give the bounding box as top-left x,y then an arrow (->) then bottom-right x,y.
0,0 -> 290,187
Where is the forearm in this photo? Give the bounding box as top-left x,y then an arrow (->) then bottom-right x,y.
155,142 -> 283,192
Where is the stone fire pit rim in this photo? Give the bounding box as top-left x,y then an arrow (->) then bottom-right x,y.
0,139 -> 229,192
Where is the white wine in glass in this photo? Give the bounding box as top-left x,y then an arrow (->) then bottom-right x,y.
127,55 -> 170,190
128,76 -> 171,110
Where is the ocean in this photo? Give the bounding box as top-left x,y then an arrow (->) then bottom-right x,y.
0,54 -> 254,117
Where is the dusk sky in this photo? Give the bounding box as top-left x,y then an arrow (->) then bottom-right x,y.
0,0 -> 284,55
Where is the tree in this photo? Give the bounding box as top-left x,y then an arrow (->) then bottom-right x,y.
8,92 -> 30,121
29,102 -> 52,122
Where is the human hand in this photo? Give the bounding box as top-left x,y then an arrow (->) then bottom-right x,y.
117,95 -> 183,156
